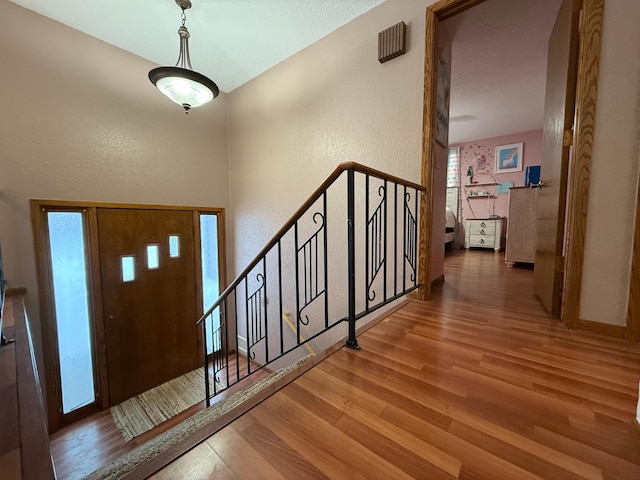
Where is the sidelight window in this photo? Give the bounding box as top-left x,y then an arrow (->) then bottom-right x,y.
46,211 -> 96,414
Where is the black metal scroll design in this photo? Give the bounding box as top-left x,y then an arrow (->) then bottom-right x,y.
297,212 -> 326,326
199,164 -> 425,406
367,185 -> 386,301
211,320 -> 226,383
246,273 -> 265,359
404,192 -> 417,282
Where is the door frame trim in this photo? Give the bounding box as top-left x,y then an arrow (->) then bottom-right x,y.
418,0 -> 605,332
561,0 -> 604,330
31,200 -> 227,432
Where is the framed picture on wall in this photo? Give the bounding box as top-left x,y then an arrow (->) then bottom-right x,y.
495,143 -> 523,174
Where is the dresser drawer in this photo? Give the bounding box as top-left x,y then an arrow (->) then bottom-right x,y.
468,222 -> 496,236
468,234 -> 494,247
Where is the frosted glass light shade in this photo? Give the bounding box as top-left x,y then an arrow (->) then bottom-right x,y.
149,66 -> 218,112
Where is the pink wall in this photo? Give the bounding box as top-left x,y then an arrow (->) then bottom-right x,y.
452,129 -> 542,229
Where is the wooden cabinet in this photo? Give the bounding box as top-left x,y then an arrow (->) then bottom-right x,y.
464,218 -> 505,252
505,187 -> 539,265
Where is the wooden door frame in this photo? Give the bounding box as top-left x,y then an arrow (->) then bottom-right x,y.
418,0 -> 615,335
31,200 -> 226,433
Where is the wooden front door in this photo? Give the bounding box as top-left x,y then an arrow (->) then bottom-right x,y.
534,0 -> 581,316
98,208 -> 200,405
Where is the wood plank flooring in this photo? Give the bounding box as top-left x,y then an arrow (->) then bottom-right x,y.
149,249 -> 640,480
50,355 -> 269,480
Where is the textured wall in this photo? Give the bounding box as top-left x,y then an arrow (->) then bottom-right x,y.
227,0 -> 430,293
579,0 -> 640,326
0,1 -> 230,365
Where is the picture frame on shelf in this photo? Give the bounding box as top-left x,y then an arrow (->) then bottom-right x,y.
495,143 -> 523,174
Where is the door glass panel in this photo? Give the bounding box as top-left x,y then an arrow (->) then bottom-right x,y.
121,255 -> 136,282
47,211 -> 95,414
146,244 -> 160,269
169,235 -> 180,258
200,214 -> 220,354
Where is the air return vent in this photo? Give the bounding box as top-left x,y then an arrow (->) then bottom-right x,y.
378,21 -> 406,63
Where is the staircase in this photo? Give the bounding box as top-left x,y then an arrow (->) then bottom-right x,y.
197,162 -> 425,406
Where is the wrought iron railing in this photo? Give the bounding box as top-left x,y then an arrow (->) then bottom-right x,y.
197,163 -> 425,406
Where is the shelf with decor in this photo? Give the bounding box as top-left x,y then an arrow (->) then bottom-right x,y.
464,182 -> 497,187
464,183 -> 497,199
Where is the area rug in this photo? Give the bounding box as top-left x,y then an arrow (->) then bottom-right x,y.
86,354 -> 314,480
111,367 -> 221,442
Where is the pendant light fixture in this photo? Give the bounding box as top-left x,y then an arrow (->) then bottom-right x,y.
149,0 -> 219,113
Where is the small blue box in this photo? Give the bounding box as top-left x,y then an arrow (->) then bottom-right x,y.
525,165 -> 541,186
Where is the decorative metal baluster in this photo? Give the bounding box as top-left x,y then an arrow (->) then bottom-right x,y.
244,278 -> 250,374
202,318 -> 210,407
365,174 -> 370,311
223,300 -> 229,390
404,191 -> 417,283
294,220 -> 300,344
234,290 -> 240,383
413,187 -> 418,286
297,212 -> 326,328
246,273 -> 266,358
403,186 -> 407,293
394,183 -> 398,297
323,192 -> 329,329
366,184 -> 386,306
278,239 -> 284,356
262,260 -> 269,363
346,168 -> 359,349
383,180 -> 388,301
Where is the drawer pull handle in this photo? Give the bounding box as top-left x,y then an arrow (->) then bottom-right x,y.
480,239 -> 485,244
480,229 -> 485,235
480,222 -> 487,227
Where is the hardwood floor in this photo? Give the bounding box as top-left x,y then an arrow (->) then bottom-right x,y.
50,355 -> 269,480
148,249 -> 640,480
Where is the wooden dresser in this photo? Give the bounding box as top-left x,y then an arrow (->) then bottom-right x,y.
464,218 -> 505,252
505,187 -> 539,265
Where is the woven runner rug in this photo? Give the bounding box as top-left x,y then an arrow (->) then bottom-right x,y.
111,367 -> 220,442
87,355 -> 313,480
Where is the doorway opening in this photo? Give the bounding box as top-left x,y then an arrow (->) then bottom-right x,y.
420,0 -> 600,329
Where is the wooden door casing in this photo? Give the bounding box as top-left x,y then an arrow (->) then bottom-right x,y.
533,0 -> 581,316
98,208 -> 200,405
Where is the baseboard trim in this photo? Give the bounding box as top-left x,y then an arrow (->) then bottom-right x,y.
577,318 -> 626,338
236,335 -> 247,355
355,298 -> 413,336
431,274 -> 445,288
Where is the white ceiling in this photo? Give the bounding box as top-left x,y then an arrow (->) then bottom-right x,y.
444,0 -> 562,144
9,0 -> 562,144
7,0 -> 385,93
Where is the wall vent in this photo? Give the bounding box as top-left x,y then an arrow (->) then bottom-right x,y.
378,21 -> 407,63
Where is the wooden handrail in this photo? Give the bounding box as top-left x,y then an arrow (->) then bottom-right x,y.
197,162 -> 424,324
2,291 -> 56,479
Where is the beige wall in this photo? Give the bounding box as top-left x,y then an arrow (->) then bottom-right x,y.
228,0 -> 430,285
0,1 -> 230,364
579,0 -> 640,326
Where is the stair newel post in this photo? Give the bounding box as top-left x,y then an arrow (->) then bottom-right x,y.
202,318 -> 210,407
346,168 -> 360,350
